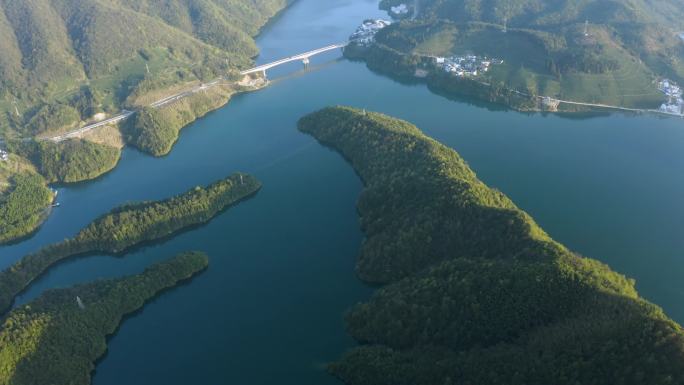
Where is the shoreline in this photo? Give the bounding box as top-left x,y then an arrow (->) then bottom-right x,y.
346,43 -> 683,119
8,3 -> 288,183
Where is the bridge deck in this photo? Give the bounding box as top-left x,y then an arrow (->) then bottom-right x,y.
240,43 -> 347,75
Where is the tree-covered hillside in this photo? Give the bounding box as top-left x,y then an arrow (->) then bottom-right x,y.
372,0 -> 684,108
299,106 -> 684,385
0,251 -> 208,385
0,0 -> 288,137
386,0 -> 684,28
0,156 -> 53,245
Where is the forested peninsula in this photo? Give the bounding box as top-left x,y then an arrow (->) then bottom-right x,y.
0,251 -> 208,385
0,173 -> 260,314
0,163 -> 53,245
298,107 -> 684,385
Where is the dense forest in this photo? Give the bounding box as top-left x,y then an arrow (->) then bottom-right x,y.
0,173 -> 261,313
298,106 -> 684,385
0,251 -> 208,385
0,171 -> 53,245
11,139 -> 121,183
124,84 -> 233,156
0,0 -> 288,137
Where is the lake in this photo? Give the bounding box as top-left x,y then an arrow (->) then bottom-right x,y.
1,0 -> 683,383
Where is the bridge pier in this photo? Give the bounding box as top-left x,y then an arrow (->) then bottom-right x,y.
302,57 -> 310,68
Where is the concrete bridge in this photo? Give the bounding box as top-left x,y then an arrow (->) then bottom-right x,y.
240,43 -> 347,77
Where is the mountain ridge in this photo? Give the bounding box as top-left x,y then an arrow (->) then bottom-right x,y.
0,0 -> 288,136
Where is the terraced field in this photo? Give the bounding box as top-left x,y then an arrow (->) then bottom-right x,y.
411,24 -> 663,107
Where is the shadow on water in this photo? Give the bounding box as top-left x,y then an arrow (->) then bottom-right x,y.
351,56 -> 659,122
268,58 -> 346,84
91,266 -> 209,378
252,1 -> 300,45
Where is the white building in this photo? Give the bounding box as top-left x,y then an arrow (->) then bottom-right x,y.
0,150 -> 9,162
391,4 -> 409,15
658,79 -> 684,116
438,54 -> 500,77
350,19 -> 392,47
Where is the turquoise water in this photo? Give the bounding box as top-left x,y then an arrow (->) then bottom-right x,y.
1,0 -> 683,383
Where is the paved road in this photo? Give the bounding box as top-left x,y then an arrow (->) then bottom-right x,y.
46,111 -> 135,142
38,44 -> 343,143
43,79 -> 223,143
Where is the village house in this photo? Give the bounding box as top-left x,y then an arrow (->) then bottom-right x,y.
658,79 -> 684,116
350,19 -> 391,47
435,54 -> 502,78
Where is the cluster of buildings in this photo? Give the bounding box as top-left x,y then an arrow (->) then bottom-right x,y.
390,4 -> 409,16
434,55 -> 503,77
658,79 -> 683,116
350,19 -> 392,47
0,149 -> 9,162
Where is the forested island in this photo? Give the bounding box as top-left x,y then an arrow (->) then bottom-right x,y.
0,173 -> 261,314
299,106 -> 684,385
0,251 -> 208,385
349,0 -> 684,113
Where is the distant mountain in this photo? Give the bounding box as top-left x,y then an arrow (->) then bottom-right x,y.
0,0 -> 287,136
399,0 -> 684,28
390,0 -> 684,67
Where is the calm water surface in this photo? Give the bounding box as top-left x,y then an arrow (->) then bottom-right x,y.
1,0 -> 683,383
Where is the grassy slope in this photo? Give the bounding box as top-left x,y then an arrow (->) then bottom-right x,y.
299,107 -> 684,385
0,251 -> 208,385
0,0 -> 287,137
373,0 -> 684,108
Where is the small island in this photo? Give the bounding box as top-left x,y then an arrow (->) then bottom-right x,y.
298,107 -> 684,385
0,251 -> 208,385
0,172 -> 261,313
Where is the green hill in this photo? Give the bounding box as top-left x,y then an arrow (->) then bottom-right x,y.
0,0 -> 287,137
299,106 -> 684,385
0,155 -> 53,245
0,251 -> 208,385
370,0 -> 684,108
